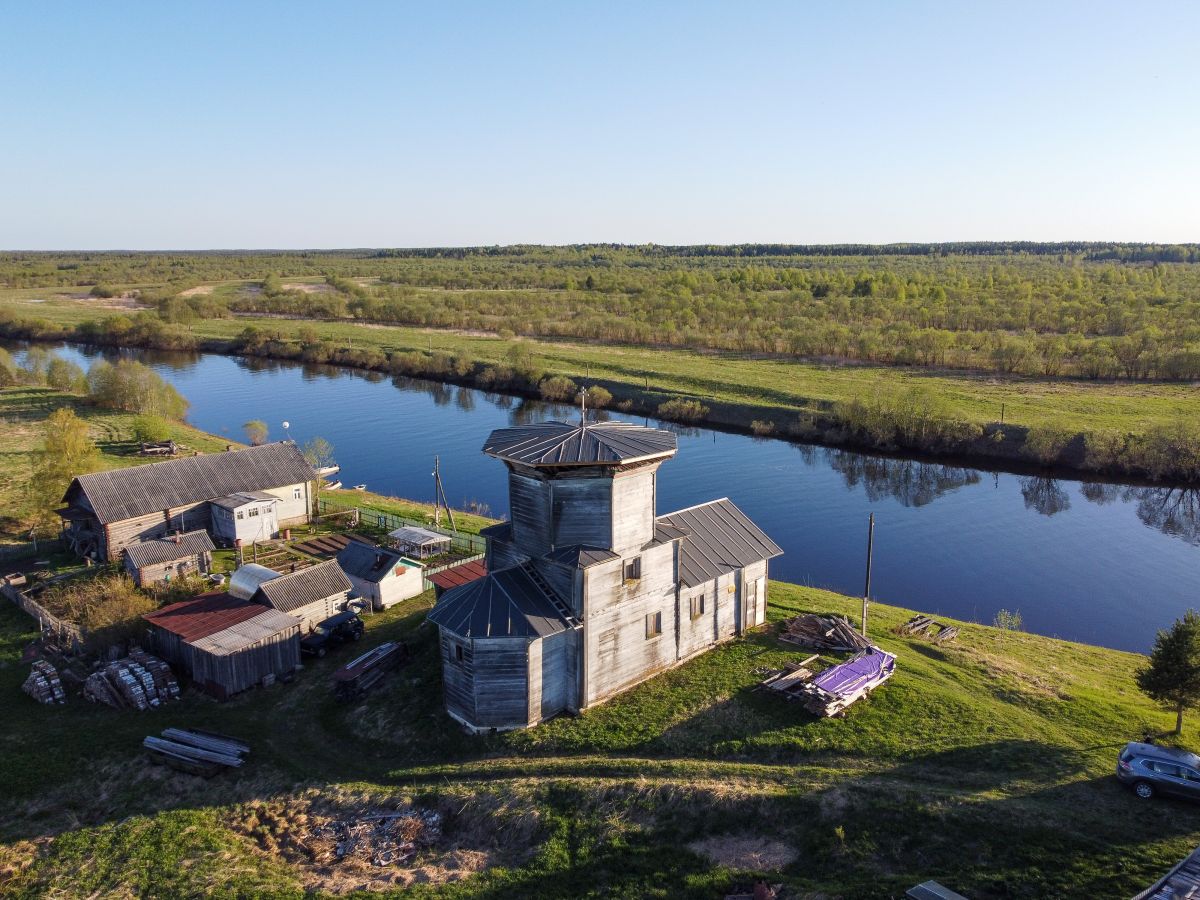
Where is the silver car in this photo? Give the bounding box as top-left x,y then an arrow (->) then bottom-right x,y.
1116,741 -> 1200,801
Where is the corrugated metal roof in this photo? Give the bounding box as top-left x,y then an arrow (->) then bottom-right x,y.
428,559 -> 487,590
336,541 -> 410,584
483,421 -> 677,467
210,492 -> 280,511
66,442 -> 313,524
188,608 -> 300,655
145,592 -> 269,641
253,559 -> 352,613
124,530 -> 215,569
657,498 -> 783,588
426,563 -> 573,638
388,525 -> 451,547
545,544 -> 619,568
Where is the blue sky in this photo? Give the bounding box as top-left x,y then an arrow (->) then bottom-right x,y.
3,1 -> 1198,248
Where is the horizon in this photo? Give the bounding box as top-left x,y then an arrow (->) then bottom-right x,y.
4,1 -> 1199,248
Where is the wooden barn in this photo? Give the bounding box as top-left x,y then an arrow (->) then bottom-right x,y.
143,592 -> 301,699
335,541 -> 424,611
427,418 -> 782,732
58,442 -> 315,561
248,559 -> 353,631
123,529 -> 215,587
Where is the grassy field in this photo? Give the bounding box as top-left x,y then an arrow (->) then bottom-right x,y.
5,292 -> 1200,442
2,581 -> 1198,898
0,385 -> 236,541
322,487 -> 496,536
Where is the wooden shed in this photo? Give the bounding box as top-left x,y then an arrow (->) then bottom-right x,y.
249,559 -> 353,631
144,593 -> 301,699
335,540 -> 424,611
123,530 -> 215,587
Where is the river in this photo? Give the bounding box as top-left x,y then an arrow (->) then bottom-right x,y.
36,344 -> 1200,653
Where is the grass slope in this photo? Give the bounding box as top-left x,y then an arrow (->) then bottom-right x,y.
2,582 -> 1197,898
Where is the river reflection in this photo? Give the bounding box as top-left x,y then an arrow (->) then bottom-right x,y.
827,452 -> 981,508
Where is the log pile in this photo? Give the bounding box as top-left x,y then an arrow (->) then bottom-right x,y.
83,653 -> 179,709
897,614 -> 960,644
23,660 -> 67,704
779,614 -> 871,652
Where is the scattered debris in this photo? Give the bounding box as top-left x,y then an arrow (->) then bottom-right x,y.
82,651 -> 179,709
779,613 -> 871,652
332,641 -> 409,703
897,614 -> 960,644
689,835 -> 798,872
311,808 -> 443,868
795,647 -> 896,717
22,659 -> 66,704
144,728 -> 249,776
138,439 -> 178,457
758,655 -> 820,698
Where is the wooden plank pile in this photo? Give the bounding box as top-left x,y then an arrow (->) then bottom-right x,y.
332,641 -> 409,703
794,647 -> 897,717
83,652 -> 180,709
144,728 -> 249,776
897,615 -> 960,644
779,614 -> 871,652
23,660 -> 67,705
758,655 -> 820,700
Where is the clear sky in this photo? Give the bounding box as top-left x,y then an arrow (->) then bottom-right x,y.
3,1 -> 1198,249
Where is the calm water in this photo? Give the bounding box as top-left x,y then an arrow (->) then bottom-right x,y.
38,344 -> 1200,652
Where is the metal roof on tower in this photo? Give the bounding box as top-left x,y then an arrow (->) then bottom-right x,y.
482,420 -> 677,467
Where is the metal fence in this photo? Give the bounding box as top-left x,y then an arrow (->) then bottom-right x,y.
316,497 -> 487,555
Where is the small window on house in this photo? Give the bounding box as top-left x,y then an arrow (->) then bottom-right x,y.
455,644 -> 464,662
645,611 -> 662,638
293,487 -> 302,500
690,594 -> 705,620
236,510 -> 244,520
624,557 -> 642,581
248,507 -> 259,518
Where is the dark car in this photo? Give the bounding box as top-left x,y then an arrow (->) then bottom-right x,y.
300,610 -> 365,658
1116,741 -> 1200,801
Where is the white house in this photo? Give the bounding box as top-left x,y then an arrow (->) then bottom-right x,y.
335,541 -> 425,610
210,492 -> 281,545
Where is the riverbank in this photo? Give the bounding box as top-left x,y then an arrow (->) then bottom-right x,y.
2,579 -> 1197,898
2,294 -> 1198,484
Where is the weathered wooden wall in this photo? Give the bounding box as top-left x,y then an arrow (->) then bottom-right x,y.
610,468 -> 656,552
286,592 -> 350,632
550,475 -> 612,549
472,638 -> 529,728
126,552 -> 208,588
508,470 -> 553,556
531,629 -> 569,723
189,628 -> 300,698
440,630 -> 476,725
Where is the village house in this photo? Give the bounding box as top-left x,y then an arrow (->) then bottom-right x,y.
426,419 -> 782,732
143,592 -> 301,699
58,442 -> 315,562
244,559 -> 353,632
123,529 -> 215,588
335,541 -> 425,611
209,492 -> 281,545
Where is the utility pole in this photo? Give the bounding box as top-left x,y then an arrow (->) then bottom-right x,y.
862,513 -> 875,637
433,456 -> 457,533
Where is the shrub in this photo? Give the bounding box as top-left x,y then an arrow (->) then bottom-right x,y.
993,609 -> 1023,631
539,375 -> 577,402
131,415 -> 171,443
657,398 -> 710,422
750,420 -> 775,436
87,359 -> 189,418
46,357 -> 87,393
1023,426 -> 1075,465
89,284 -> 117,299
38,573 -> 155,646
584,385 -> 612,409
243,419 -> 269,445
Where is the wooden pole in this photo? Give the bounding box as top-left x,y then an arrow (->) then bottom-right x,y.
433,456 -> 441,528
861,513 -> 874,636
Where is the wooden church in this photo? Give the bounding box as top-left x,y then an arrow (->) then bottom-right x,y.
426,416 -> 782,732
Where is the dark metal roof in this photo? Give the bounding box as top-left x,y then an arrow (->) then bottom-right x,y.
211,492 -> 280,511
145,592 -> 271,641
66,442 -> 314,524
253,559 -> 352,614
657,498 -> 783,588
545,544 -> 619,569
124,530 -> 216,569
483,421 -> 677,467
428,559 -> 487,591
336,540 -> 409,584
1137,845 -> 1200,900
426,563 -> 573,639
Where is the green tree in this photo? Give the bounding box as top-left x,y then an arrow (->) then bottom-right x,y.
29,408 -> 97,537
243,419 -> 269,445
131,414 -> 171,443
46,357 -> 87,393
303,436 -> 336,505
1138,610 -> 1200,734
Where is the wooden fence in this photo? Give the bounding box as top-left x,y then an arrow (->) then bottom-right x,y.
2,582 -> 85,653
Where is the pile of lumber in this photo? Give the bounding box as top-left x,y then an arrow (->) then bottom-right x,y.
333,641 -> 409,703
23,660 -> 67,705
144,728 -> 249,776
897,614 -> 960,644
779,614 -> 871,652
759,655 -> 820,700
83,652 -> 179,709
795,647 -> 896,717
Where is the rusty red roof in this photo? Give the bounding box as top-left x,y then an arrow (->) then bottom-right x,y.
144,592 -> 269,642
428,559 -> 487,591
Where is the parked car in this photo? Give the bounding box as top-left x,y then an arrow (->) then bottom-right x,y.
300,611 -> 365,658
1116,741 -> 1200,800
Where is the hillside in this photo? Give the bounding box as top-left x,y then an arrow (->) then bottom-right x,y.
2,581 -> 1197,898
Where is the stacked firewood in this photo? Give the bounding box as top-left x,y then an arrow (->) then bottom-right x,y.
83,653 -> 179,709
22,660 -> 67,705
779,614 -> 871,652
